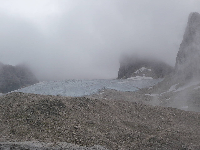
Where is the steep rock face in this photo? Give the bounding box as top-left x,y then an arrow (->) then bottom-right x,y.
0,63 -> 38,93
175,12 -> 200,79
118,55 -> 173,79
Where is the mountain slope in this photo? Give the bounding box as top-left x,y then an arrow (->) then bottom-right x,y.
175,12 -> 200,80
118,55 -> 173,79
142,12 -> 200,112
0,63 -> 38,93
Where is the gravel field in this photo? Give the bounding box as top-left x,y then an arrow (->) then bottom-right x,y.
1,92 -> 200,149
0,142 -> 108,150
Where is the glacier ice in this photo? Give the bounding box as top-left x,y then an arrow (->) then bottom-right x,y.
15,79 -> 162,97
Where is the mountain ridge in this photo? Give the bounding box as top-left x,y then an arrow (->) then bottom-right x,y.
175,12 -> 200,80
0,62 -> 38,93
118,55 -> 173,79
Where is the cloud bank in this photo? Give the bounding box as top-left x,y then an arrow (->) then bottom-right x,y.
0,0 -> 200,80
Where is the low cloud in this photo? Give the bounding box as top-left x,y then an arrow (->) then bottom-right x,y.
0,0 -> 200,80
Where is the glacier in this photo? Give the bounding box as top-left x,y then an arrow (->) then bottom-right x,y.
13,79 -> 162,97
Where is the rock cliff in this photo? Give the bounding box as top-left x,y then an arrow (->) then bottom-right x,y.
0,63 -> 38,93
140,12 -> 200,112
118,55 -> 173,79
175,12 -> 200,80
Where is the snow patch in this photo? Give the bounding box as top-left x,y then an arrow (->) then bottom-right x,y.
174,81 -> 200,92
134,67 -> 151,74
127,76 -> 153,80
160,91 -> 168,96
168,84 -> 179,92
180,106 -> 188,110
148,87 -> 153,90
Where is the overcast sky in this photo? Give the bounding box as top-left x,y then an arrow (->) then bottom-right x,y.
0,0 -> 200,80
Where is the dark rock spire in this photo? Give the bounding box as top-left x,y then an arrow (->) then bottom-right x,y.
175,12 -> 200,79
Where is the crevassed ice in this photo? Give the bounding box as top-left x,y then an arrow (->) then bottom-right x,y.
15,79 -> 162,97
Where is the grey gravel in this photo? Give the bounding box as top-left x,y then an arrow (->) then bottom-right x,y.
1,92 -> 200,149
0,142 -> 108,150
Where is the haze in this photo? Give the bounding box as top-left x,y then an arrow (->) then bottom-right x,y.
1,0 -> 200,80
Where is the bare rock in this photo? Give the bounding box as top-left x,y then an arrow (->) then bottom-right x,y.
175,12 -> 200,80
118,55 -> 173,79
0,63 -> 38,93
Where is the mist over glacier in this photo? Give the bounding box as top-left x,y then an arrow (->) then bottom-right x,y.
1,0 -> 200,80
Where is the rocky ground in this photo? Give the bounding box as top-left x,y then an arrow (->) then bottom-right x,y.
1,92 -> 200,149
0,141 -> 108,150
87,75 -> 200,113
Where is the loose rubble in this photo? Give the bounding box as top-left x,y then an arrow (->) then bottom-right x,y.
1,92 -> 200,149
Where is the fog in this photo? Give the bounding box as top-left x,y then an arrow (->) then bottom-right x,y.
1,0 -> 200,80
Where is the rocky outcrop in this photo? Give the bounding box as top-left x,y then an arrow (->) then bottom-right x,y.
118,55 -> 173,79
175,12 -> 200,80
0,63 -> 38,93
139,12 -> 200,112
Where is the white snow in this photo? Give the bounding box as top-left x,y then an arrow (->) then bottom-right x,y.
180,106 -> 188,110
134,67 -> 151,74
134,70 -> 139,74
168,84 -> 179,92
128,76 -> 153,80
159,91 -> 168,96
161,81 -> 200,94
139,67 -> 147,72
174,81 -> 200,92
148,86 -> 153,90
